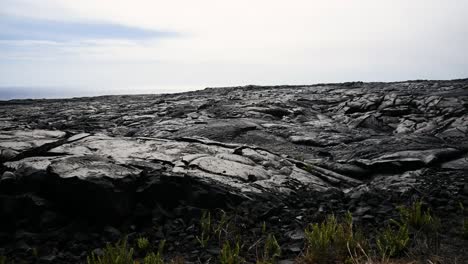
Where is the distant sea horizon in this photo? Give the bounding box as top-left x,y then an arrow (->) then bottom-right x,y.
0,85 -> 201,100
2,77 -> 468,100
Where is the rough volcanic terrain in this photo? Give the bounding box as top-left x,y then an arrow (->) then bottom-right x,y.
0,79 -> 467,263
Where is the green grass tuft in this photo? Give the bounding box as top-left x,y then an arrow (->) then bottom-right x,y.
137,237 -> 150,251
376,222 -> 410,259
143,252 -> 163,264
220,240 -> 243,264
257,233 -> 281,264
87,238 -> 134,264
300,212 -> 367,263
142,240 -> 165,264
196,210 -> 211,248
398,200 -> 439,233
214,209 -> 231,242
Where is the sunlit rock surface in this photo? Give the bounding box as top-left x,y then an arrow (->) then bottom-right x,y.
1,79 -> 467,262
0,79 -> 467,216
0,80 -> 468,205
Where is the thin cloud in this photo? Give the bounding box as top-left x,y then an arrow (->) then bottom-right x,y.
0,15 -> 178,41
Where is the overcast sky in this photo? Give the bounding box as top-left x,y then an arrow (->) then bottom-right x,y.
1,0 -> 467,99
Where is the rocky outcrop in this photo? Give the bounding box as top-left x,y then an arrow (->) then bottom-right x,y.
0,79 -> 467,262
1,79 -> 467,213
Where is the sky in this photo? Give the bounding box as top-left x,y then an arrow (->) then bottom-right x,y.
0,0 -> 468,99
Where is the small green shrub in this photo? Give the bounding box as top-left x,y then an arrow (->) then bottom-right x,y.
376,200 -> 438,260
398,200 -> 439,233
143,240 -> 165,264
376,222 -> 410,258
300,213 -> 367,263
196,211 -> 212,248
137,237 -> 150,250
220,240 -> 243,264
87,238 -> 134,264
303,218 -> 336,260
257,233 -> 281,264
